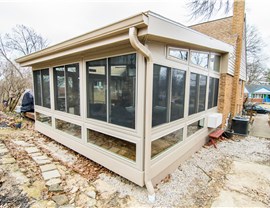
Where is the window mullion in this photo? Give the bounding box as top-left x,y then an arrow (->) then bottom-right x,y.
106,58 -> 110,123
167,68 -> 172,122
64,66 -> 68,113
40,71 -> 43,106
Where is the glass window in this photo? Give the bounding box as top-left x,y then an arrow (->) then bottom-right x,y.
190,51 -> 209,68
189,73 -> 207,115
152,65 -> 169,127
41,69 -> 51,108
54,64 -> 80,115
168,47 -> 188,62
87,129 -> 136,161
55,119 -> 81,138
86,59 -> 107,121
209,54 -> 221,72
54,66 -> 66,112
109,54 -> 136,129
171,69 -> 186,121
33,69 -> 50,108
151,128 -> 183,158
33,71 -> 42,106
214,78 -> 219,107
36,112 -> 51,126
187,119 -> 204,137
208,77 -> 219,109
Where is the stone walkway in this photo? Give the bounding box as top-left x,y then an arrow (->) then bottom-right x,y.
250,114 -> 270,138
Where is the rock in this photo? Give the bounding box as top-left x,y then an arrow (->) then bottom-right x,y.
93,179 -> 116,199
2,157 -> 16,164
59,205 -> 75,208
10,171 -> 29,184
33,158 -> 51,165
70,186 -> 79,194
13,140 -> 34,147
49,184 -> 64,192
42,170 -> 61,181
30,200 -> 56,208
75,193 -> 96,207
22,181 -> 45,200
46,178 -> 62,186
0,148 -> 9,155
25,147 -> 40,154
30,152 -> 43,157
85,187 -> 96,199
40,164 -> 56,172
52,194 -> 69,206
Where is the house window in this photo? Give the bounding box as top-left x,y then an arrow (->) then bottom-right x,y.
208,77 -> 219,109
151,128 -> 183,158
209,54 -> 221,72
87,129 -> 136,161
55,118 -> 81,138
168,47 -> 188,62
33,69 -> 50,108
54,63 -> 80,115
190,51 -> 209,69
35,112 -> 51,126
187,118 -> 205,137
152,64 -> 186,127
86,53 -> 136,129
189,73 -> 207,115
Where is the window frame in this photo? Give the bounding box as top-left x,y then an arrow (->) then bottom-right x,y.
189,50 -> 210,70
209,52 -> 221,73
167,46 -> 189,63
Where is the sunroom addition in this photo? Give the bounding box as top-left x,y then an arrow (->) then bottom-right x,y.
16,11 -> 233,200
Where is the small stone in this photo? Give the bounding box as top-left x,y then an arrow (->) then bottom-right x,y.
0,148 -> 9,155
52,194 -> 69,206
13,140 -> 34,147
31,200 -> 56,208
25,147 -> 39,154
59,205 -> 75,208
84,187 -> 96,199
40,164 -> 57,172
70,186 -> 79,194
20,168 -> 27,173
42,170 -> 61,181
94,179 -> 116,199
2,157 -> 16,164
30,152 -> 43,157
75,193 -> 96,207
33,155 -> 49,160
46,178 -> 62,186
49,184 -> 64,192
34,159 -> 51,165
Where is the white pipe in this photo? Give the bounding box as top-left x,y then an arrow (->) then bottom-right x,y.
129,27 -> 155,203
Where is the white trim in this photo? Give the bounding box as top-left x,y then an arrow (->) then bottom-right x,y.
166,46 -> 189,64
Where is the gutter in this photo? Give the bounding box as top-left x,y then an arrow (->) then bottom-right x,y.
129,27 -> 155,202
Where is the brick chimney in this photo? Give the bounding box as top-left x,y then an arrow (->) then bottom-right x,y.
231,0 -> 245,117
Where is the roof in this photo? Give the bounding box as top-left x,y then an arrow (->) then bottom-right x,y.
16,11 -> 233,67
245,84 -> 270,94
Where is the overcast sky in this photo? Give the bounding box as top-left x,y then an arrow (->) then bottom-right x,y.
1,0 -> 270,67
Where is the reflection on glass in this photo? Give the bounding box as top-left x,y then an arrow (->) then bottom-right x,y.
190,52 -> 209,68
209,54 -> 221,72
151,128 -> 183,158
189,73 -> 198,115
208,77 -> 214,109
198,75 -> 207,112
171,69 -> 185,121
87,129 -> 136,161
169,48 -> 188,61
33,71 -> 42,106
66,64 -> 80,115
214,79 -> 219,106
152,65 -> 169,127
54,66 -> 66,112
109,54 -> 136,129
41,69 -> 51,108
55,118 -> 81,138
36,112 -> 51,126
187,119 -> 204,137
87,59 -> 107,121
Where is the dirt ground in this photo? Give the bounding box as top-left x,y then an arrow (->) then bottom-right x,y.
0,111 -> 269,208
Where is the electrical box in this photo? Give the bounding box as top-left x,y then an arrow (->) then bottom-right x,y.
208,113 -> 222,128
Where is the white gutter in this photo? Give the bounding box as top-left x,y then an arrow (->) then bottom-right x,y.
129,27 -> 155,202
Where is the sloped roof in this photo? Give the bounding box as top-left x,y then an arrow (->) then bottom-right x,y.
245,84 -> 270,94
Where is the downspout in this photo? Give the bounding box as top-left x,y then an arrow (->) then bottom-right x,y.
129,27 -> 155,202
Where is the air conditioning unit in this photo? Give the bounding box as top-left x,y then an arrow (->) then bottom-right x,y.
208,113 -> 222,128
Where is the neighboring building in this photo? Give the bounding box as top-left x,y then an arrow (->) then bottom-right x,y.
190,0 -> 247,125
16,1 -> 245,201
245,84 -> 270,103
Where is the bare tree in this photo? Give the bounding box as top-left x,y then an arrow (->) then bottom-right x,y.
186,0 -> 232,20
0,25 -> 48,112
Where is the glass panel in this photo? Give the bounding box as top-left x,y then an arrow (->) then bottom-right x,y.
170,69 -> 185,121
168,48 -> 188,61
188,73 -> 198,115
209,54 -> 221,72
41,69 -> 50,108
87,59 -> 107,121
151,128 -> 183,158
109,54 -> 136,129
187,119 -> 205,137
87,129 -> 136,161
190,52 -> 209,68
54,66 -> 66,112
66,64 -> 80,115
152,64 -> 169,127
36,112 -> 51,126
198,75 -> 207,112
33,71 -> 41,106
55,118 -> 81,138
214,78 -> 219,106
208,77 -> 214,109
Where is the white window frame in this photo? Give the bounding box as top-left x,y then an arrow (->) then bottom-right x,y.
167,46 -> 189,64
189,50 -> 210,70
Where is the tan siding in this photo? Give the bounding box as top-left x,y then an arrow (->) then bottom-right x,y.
240,25 -> 247,81
228,46 -> 236,75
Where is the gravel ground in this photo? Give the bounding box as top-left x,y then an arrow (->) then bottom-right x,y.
99,135 -> 270,207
